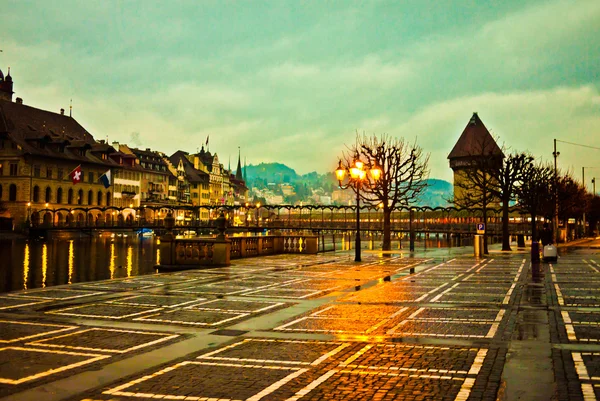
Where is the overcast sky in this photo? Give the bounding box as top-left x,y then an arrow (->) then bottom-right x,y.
1,0 -> 599,184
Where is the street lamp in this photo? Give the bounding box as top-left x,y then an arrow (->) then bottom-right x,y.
335,158 -> 381,262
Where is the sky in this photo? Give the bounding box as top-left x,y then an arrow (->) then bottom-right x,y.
1,0 -> 599,186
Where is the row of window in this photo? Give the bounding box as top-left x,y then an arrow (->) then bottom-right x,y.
114,184 -> 140,194
4,164 -> 140,183
0,184 -> 112,206
0,163 -> 19,176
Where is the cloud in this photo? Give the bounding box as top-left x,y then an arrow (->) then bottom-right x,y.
393,85 -> 600,181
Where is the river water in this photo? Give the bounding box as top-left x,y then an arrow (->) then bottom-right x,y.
0,236 -> 159,293
0,233 -> 480,293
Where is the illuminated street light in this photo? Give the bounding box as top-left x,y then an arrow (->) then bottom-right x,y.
335,158 -> 381,262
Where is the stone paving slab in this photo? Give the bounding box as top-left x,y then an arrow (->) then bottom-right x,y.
134,309 -> 249,326
0,296 -> 48,311
0,320 -> 77,344
27,328 -> 179,354
190,298 -> 286,313
7,289 -> 106,300
105,294 -> 206,308
0,347 -> 109,385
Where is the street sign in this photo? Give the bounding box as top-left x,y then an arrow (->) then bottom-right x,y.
476,223 -> 485,234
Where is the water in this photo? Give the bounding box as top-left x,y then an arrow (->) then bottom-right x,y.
0,236 -> 159,293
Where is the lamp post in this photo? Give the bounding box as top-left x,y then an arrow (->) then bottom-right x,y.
582,167 -> 597,238
26,202 -> 31,227
335,158 -> 381,262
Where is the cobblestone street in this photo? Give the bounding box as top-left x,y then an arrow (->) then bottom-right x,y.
1,246 -> 599,400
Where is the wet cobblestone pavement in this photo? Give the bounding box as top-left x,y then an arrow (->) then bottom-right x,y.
1,247 -> 600,400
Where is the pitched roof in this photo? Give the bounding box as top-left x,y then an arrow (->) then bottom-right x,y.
169,150 -> 209,183
0,99 -> 116,166
448,113 -> 504,160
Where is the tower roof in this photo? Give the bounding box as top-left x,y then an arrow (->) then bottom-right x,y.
448,113 -> 503,160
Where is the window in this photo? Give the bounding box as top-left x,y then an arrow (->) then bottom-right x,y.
193,193 -> 198,198
88,172 -> 94,184
9,184 -> 17,201
0,184 -> 2,200
45,187 -> 51,203
10,163 -> 18,176
46,167 -> 52,179
77,189 -> 83,205
87,190 -> 93,205
0,163 -> 3,176
57,168 -> 64,180
67,189 -> 73,204
33,165 -> 41,178
56,188 -> 63,204
97,191 -> 103,206
106,192 -> 111,206
33,186 -> 40,202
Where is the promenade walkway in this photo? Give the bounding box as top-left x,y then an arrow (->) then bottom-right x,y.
0,245 -> 598,401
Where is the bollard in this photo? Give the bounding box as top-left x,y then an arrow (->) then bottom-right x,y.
474,234 -> 482,257
517,234 -> 525,248
531,241 -> 540,263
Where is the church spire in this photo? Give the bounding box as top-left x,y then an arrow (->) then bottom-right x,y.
0,66 -> 14,102
235,147 -> 243,180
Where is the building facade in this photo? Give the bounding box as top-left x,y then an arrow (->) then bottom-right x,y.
0,69 -> 122,227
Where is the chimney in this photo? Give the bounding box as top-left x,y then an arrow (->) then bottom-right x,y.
60,108 -> 65,115
146,148 -> 151,151
15,97 -> 23,105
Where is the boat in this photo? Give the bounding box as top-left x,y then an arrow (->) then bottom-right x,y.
136,228 -> 154,237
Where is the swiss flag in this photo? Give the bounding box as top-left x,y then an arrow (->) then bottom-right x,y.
69,165 -> 82,185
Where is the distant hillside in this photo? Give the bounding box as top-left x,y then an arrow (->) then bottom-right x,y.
246,163 -> 301,184
246,162 -> 452,207
416,178 -> 453,207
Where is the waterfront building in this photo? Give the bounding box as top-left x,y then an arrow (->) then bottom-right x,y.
0,68 -> 122,227
169,150 -> 210,220
118,144 -> 172,206
448,112 -> 504,207
193,147 -> 224,206
107,146 -> 143,211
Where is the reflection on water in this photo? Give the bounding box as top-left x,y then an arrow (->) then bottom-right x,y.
0,236 -> 158,293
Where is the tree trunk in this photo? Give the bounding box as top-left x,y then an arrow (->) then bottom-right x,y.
530,213 -> 537,243
382,207 -> 391,251
502,199 -> 511,251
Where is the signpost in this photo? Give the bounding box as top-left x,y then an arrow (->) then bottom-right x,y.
474,223 -> 485,257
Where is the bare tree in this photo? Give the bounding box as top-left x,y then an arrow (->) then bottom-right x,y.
489,152 -> 533,251
556,172 -> 587,237
516,162 -> 554,242
340,133 -> 429,252
452,133 -> 503,254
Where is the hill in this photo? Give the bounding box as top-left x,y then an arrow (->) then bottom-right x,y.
245,162 -> 452,207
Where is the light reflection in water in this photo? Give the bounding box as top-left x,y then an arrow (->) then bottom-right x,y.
22,243 -> 30,290
156,238 -> 161,266
126,246 -> 133,277
67,240 -> 74,285
109,243 -> 115,279
42,244 -> 48,288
